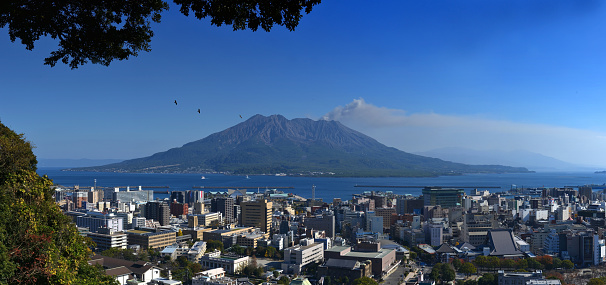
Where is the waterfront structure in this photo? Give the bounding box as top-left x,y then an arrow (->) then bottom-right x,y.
126,228 -> 176,249
113,188 -> 154,203
282,238 -> 325,274
422,187 -> 464,208
240,199 -> 272,233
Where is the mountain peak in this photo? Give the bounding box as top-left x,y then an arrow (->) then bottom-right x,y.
73,115 -> 530,176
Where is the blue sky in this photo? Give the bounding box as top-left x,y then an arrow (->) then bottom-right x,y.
2,0 -> 606,167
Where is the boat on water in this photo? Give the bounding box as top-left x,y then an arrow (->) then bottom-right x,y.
201,176 -> 206,180
246,175 -> 250,179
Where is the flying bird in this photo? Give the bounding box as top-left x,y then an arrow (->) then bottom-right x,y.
198,109 -> 201,113
174,100 -> 177,105
239,115 -> 242,118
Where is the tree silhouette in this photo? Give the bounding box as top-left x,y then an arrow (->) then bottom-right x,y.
1,0 -> 321,68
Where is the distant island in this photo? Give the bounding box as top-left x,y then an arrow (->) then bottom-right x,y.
67,114 -> 531,177
596,171 -> 606,174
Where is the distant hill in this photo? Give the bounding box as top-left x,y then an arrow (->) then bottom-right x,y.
70,115 -> 531,177
38,158 -> 124,168
415,147 -> 581,171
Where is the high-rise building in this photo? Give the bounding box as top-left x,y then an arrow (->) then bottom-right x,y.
211,197 -> 235,224
304,214 -> 336,239
579,186 -> 593,201
170,191 -> 186,204
144,201 -> 170,226
170,201 -> 188,216
240,199 -> 272,233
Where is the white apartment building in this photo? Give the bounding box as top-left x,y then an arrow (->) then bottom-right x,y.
282,238 -> 324,274
200,250 -> 250,274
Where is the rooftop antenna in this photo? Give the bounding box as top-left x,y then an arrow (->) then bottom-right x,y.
312,185 -> 316,202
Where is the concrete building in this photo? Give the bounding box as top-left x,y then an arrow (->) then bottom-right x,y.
200,250 -> 250,274
324,241 -> 397,278
76,212 -> 124,233
113,188 -> 154,203
126,228 -> 176,249
317,259 -> 372,283
212,197 -> 235,224
375,208 -> 396,230
282,238 -> 325,274
87,227 -> 128,251
422,187 -> 465,208
241,199 -> 272,233
170,201 -> 188,217
304,214 -> 336,239
144,201 -> 170,226
497,271 -> 559,285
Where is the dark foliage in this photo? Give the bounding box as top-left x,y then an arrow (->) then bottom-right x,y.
1,0 -> 320,68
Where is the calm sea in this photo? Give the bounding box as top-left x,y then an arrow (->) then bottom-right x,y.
37,168 -> 606,202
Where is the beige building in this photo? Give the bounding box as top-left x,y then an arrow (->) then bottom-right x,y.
126,228 -> 176,249
240,199 -> 272,233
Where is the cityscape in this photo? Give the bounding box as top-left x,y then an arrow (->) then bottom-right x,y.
4,1 -> 606,285
54,181 -> 606,285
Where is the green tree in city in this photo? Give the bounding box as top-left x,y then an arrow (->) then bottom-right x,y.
478,273 -> 497,285
353,276 -> 379,285
561,259 -> 574,270
0,121 -> 118,284
278,276 -> 290,285
459,262 -> 477,276
587,278 -> 606,285
206,240 -> 224,252
452,258 -> 462,270
430,263 -> 443,282
441,264 -> 456,283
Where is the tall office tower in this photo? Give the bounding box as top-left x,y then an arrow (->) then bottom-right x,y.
88,189 -> 104,204
240,199 -> 273,233
211,197 -> 235,224
186,190 -> 204,205
144,201 -> 170,226
170,191 -> 185,204
304,214 -> 336,239
579,186 -> 593,201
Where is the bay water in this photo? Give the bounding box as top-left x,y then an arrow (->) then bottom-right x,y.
37,168 -> 606,202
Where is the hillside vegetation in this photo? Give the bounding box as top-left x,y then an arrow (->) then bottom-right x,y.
0,122 -> 117,284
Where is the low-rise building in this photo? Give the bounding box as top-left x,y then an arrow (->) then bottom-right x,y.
282,238 -> 325,274
126,228 -> 176,249
87,227 -> 128,251
200,250 -> 250,274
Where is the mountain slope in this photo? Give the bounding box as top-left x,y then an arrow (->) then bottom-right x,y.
72,115 -> 530,177
415,147 -> 580,171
